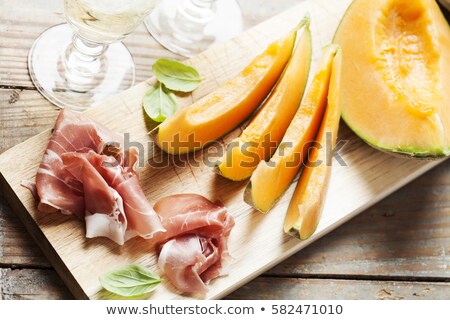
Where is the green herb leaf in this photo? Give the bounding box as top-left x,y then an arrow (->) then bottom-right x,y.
143,82 -> 178,123
99,264 -> 161,297
152,58 -> 202,92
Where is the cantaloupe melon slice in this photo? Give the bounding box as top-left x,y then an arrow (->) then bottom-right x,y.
153,25 -> 299,155
284,49 -> 342,240
334,0 -> 450,157
216,19 -> 312,181
245,45 -> 339,213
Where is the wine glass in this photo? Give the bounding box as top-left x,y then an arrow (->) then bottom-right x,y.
145,0 -> 243,57
28,0 -> 160,112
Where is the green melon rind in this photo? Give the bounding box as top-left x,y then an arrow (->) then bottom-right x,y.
333,0 -> 450,160
341,113 -> 450,159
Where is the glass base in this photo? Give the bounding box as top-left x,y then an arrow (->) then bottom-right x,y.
145,0 -> 244,57
28,24 -> 135,112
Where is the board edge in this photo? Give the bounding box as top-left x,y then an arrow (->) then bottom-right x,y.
0,172 -> 89,300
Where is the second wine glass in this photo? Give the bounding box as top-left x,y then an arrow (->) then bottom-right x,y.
145,0 -> 243,57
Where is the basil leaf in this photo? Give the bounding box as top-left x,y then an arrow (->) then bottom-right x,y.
152,58 -> 202,92
99,264 -> 161,297
143,82 -> 178,123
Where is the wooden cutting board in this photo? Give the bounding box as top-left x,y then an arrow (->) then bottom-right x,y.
0,0 -> 443,299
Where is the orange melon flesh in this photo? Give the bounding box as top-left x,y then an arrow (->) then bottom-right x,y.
284,50 -> 342,240
334,0 -> 450,157
245,45 -> 339,213
216,21 -> 312,181
154,28 -> 297,155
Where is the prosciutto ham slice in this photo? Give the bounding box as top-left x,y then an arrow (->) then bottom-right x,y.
26,109 -> 235,293
154,194 -> 235,294
35,109 -> 122,217
62,150 -> 165,244
27,109 -> 165,244
158,235 -> 222,294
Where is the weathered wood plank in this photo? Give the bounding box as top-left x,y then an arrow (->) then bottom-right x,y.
0,192 -> 50,267
1,267 -> 449,300
0,89 -> 59,153
228,277 -> 450,300
0,268 -> 72,300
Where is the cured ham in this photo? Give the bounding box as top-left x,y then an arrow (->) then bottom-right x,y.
61,151 -> 128,245
62,150 -> 164,243
26,109 -> 235,294
158,235 -> 222,294
155,194 -> 235,294
27,109 -> 165,244
34,109 -> 122,217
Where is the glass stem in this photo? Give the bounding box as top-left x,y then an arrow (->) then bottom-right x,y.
177,0 -> 217,24
191,0 -> 216,7
64,34 -> 107,83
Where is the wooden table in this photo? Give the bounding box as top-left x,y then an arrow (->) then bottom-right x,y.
1,0 -> 449,300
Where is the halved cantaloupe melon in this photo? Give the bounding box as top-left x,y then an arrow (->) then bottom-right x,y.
216,19 -> 312,181
245,45 -> 339,213
334,0 -> 450,157
284,49 -> 342,240
153,25 -> 299,155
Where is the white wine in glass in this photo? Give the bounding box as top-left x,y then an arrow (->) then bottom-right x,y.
28,0 -> 160,111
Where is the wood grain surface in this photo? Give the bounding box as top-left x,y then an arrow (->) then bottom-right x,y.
2,268 -> 449,300
0,0 -> 449,300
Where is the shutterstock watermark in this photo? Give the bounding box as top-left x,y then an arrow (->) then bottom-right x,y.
103,132 -> 349,169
